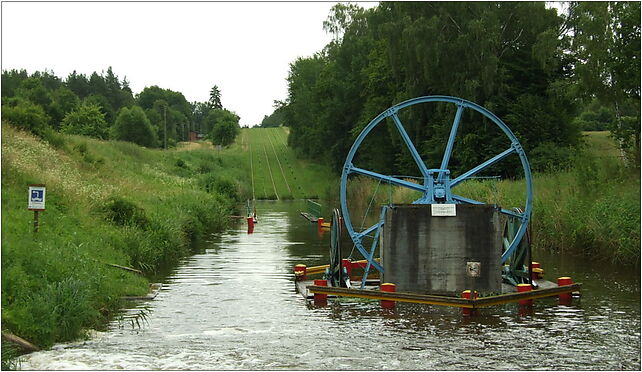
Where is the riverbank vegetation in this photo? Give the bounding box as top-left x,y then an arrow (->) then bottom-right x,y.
274,2 -> 639,265
278,2 -> 639,174
1,122 -> 249,354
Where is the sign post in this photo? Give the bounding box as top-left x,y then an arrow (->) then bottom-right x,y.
28,184 -> 46,233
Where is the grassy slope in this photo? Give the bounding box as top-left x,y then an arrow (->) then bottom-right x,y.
241,127 -> 336,200
1,123 -> 242,348
1,124 -> 336,351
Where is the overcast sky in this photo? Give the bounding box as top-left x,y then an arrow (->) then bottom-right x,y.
2,2 -> 377,126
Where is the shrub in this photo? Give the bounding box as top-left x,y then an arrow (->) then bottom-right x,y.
112,106 -> 158,148
530,142 -> 573,172
60,102 -> 109,139
101,197 -> 149,229
40,127 -> 66,149
214,178 -> 239,202
1,99 -> 49,135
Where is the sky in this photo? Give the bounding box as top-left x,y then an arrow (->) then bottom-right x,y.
1,2 -> 377,126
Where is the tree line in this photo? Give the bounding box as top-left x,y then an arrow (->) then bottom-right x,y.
1,68 -> 240,148
277,2 -> 640,175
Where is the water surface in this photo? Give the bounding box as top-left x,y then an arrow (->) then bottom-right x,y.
21,200 -> 640,370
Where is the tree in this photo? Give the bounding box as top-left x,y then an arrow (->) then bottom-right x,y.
206,109 -> 240,146
567,1 -> 641,166
85,94 -> 116,126
48,87 -> 80,128
208,85 -> 222,110
1,98 -> 49,134
60,102 -> 109,139
282,2 -> 580,176
112,106 -> 158,148
260,105 -> 286,127
1,69 -> 29,98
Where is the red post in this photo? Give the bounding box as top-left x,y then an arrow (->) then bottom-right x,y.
380,283 -> 396,309
461,290 -> 478,316
247,216 -> 254,233
317,217 -> 324,228
294,264 -> 307,281
517,283 -> 533,306
558,276 -> 573,305
313,279 -> 328,306
342,259 -> 353,280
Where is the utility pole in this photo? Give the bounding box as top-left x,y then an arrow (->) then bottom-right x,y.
164,105 -> 167,150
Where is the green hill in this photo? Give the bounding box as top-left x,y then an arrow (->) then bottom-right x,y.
238,127 -> 336,200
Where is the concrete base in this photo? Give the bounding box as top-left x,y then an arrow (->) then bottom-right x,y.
381,204 -> 502,295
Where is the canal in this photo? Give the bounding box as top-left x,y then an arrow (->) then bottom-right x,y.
21,200 -> 640,370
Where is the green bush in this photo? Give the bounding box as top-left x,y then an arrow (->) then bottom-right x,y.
1,99 -> 49,135
112,106 -> 158,148
60,103 -> 109,139
40,127 -> 67,149
101,197 -> 149,229
214,178 -> 239,202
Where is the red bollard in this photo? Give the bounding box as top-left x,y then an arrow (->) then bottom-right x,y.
342,259 -> 353,280
461,290 -> 478,316
313,279 -> 328,306
558,277 -> 573,305
247,216 -> 254,233
517,283 -> 533,306
380,283 -> 396,309
294,264 -> 307,281
317,217 -> 325,228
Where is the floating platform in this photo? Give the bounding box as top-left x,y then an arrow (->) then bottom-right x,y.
304,281 -> 581,308
294,258 -> 580,309
296,279 -> 381,300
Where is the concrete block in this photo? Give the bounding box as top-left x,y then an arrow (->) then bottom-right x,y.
381,204 -> 502,295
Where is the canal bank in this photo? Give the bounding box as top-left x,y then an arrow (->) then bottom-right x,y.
20,201 -> 641,370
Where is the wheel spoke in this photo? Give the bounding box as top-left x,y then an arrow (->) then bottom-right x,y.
438,104 -> 464,182
390,113 -> 430,178
348,165 -> 425,193
355,220 -> 383,239
452,194 -> 525,219
451,146 -> 516,187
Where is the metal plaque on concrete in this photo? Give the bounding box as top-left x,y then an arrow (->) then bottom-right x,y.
466,262 -> 481,278
431,204 -> 456,216
28,184 -> 46,211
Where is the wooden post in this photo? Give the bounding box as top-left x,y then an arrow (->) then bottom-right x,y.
33,210 -> 39,233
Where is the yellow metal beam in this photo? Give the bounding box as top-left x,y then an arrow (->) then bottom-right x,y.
303,258 -> 381,275
307,283 -> 581,308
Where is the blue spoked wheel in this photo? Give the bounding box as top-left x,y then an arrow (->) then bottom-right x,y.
339,96 -> 533,285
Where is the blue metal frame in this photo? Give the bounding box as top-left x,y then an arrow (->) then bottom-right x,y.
340,96 -> 533,284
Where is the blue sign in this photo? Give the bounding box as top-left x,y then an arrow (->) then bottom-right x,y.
31,190 -> 44,202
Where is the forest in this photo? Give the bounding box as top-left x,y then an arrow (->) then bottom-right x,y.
278,2 -> 640,175
1,68 -> 240,148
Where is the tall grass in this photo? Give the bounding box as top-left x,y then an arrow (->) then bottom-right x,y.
1,122 -> 239,352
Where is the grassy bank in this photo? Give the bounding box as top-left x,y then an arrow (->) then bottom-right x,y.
1,123 -> 248,352
344,132 -> 640,266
